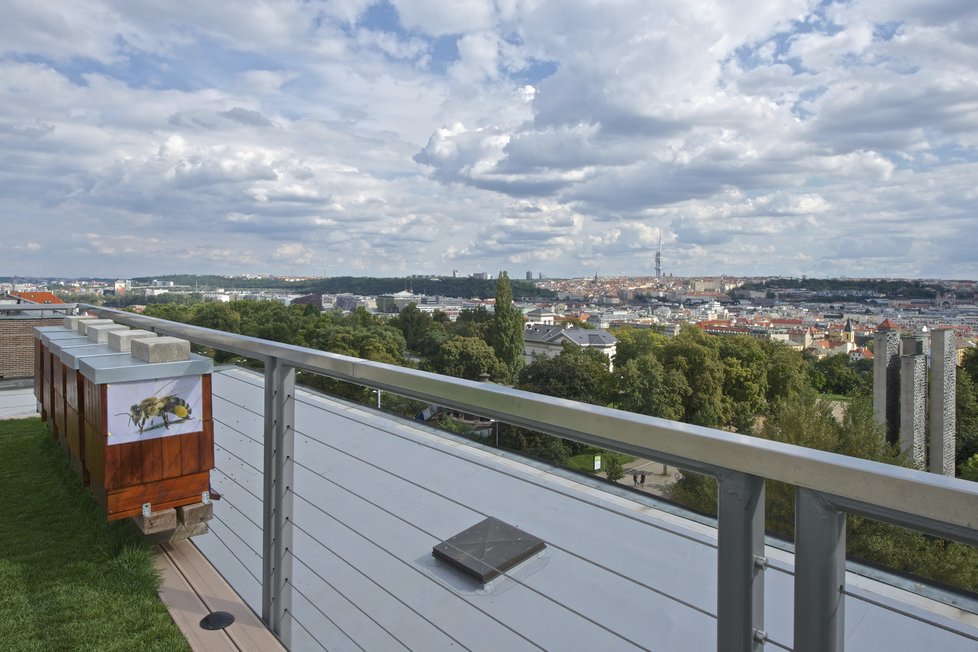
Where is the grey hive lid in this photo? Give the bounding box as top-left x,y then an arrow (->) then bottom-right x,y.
432,517 -> 545,584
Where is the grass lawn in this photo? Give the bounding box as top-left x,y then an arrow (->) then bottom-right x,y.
567,448 -> 636,473
819,393 -> 853,402
0,418 -> 189,652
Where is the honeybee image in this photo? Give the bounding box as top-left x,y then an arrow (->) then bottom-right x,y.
120,384 -> 192,434
106,376 -> 203,445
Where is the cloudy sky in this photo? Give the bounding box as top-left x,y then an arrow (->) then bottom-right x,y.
2,1 -> 976,279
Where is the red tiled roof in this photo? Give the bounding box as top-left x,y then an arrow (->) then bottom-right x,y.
10,291 -> 64,304
877,319 -> 899,331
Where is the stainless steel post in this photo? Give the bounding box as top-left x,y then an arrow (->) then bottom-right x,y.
261,356 -> 296,647
716,471 -> 766,652
794,488 -> 846,652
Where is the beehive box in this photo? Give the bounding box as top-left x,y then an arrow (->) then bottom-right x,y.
57,329 -> 158,484
46,335 -> 94,449
78,344 -> 213,520
38,328 -> 91,440
32,326 -> 68,423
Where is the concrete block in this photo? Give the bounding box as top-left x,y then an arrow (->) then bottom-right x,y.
131,336 -> 191,363
133,507 -> 178,535
177,502 -> 214,527
146,521 -> 209,544
107,329 -> 157,352
77,319 -> 115,336
86,323 -> 130,343
64,315 -> 97,331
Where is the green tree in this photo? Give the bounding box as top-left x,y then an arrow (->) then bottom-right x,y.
614,354 -> 689,421
391,303 -> 433,351
518,345 -> 613,406
451,307 -> 492,340
611,325 -> 667,368
489,272 -> 525,382
957,372 -> 978,466
603,453 -> 625,482
962,347 -> 978,385
191,302 -> 241,334
762,340 -> 808,404
429,336 -> 507,381
812,353 -> 862,396
659,326 -> 727,427
354,326 -> 406,364
141,303 -> 194,323
958,454 -> 978,482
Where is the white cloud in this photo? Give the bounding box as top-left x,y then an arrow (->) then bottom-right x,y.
0,0 -> 975,279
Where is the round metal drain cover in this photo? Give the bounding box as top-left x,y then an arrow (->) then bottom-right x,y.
200,611 -> 235,630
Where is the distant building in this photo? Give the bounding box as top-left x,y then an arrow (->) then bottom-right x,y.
334,294 -> 370,311
523,325 -> 618,370
524,308 -> 556,326
376,291 -> 423,314
849,347 -> 873,363
291,293 -> 326,311
8,291 -> 63,304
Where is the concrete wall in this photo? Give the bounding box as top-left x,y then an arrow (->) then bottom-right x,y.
873,329 -> 901,443
900,349 -> 927,469
929,328 -> 957,476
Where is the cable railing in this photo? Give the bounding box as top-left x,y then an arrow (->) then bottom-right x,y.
76,304 -> 978,652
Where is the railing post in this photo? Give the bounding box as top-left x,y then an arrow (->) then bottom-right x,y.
262,356 -> 296,647
716,471 -> 766,651
794,488 -> 846,652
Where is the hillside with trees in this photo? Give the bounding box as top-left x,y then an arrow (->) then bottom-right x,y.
132,274 -> 554,300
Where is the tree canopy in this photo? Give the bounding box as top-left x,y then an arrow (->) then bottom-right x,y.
489,272 -> 526,382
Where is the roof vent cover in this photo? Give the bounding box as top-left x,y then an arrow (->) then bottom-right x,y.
432,517 -> 546,584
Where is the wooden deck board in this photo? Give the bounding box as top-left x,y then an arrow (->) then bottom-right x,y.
157,540 -> 285,652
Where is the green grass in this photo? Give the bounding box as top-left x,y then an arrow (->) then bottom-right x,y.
567,448 -> 636,473
0,418 -> 189,652
819,393 -> 853,402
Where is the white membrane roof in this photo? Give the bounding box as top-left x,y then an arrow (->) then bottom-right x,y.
195,367 -> 978,651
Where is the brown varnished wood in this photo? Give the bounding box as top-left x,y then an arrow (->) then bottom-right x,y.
34,340 -> 44,403
179,432 -> 200,476
141,436 -> 164,483
201,373 -> 213,420
201,420 -> 214,471
161,435 -> 182,479
104,471 -> 210,520
66,405 -> 80,465
108,441 -> 144,490
85,421 -> 104,488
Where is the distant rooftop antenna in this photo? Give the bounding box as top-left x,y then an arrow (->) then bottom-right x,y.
655,232 -> 662,278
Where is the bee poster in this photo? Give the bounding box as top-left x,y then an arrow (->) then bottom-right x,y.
106,376 -> 203,445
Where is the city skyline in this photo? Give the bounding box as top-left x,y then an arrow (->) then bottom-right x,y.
2,1 -> 976,279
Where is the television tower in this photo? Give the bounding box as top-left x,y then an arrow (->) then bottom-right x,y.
654,232 -> 662,278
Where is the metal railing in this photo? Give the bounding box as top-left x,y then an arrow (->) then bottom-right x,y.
0,302 -> 78,316
77,304 -> 978,652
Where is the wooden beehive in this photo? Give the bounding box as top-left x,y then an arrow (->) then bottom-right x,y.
59,346 -> 128,484
79,350 -> 214,521
36,328 -> 87,441
82,374 -> 213,520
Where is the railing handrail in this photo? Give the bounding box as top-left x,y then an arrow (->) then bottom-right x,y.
0,302 -> 78,313
78,303 -> 978,546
